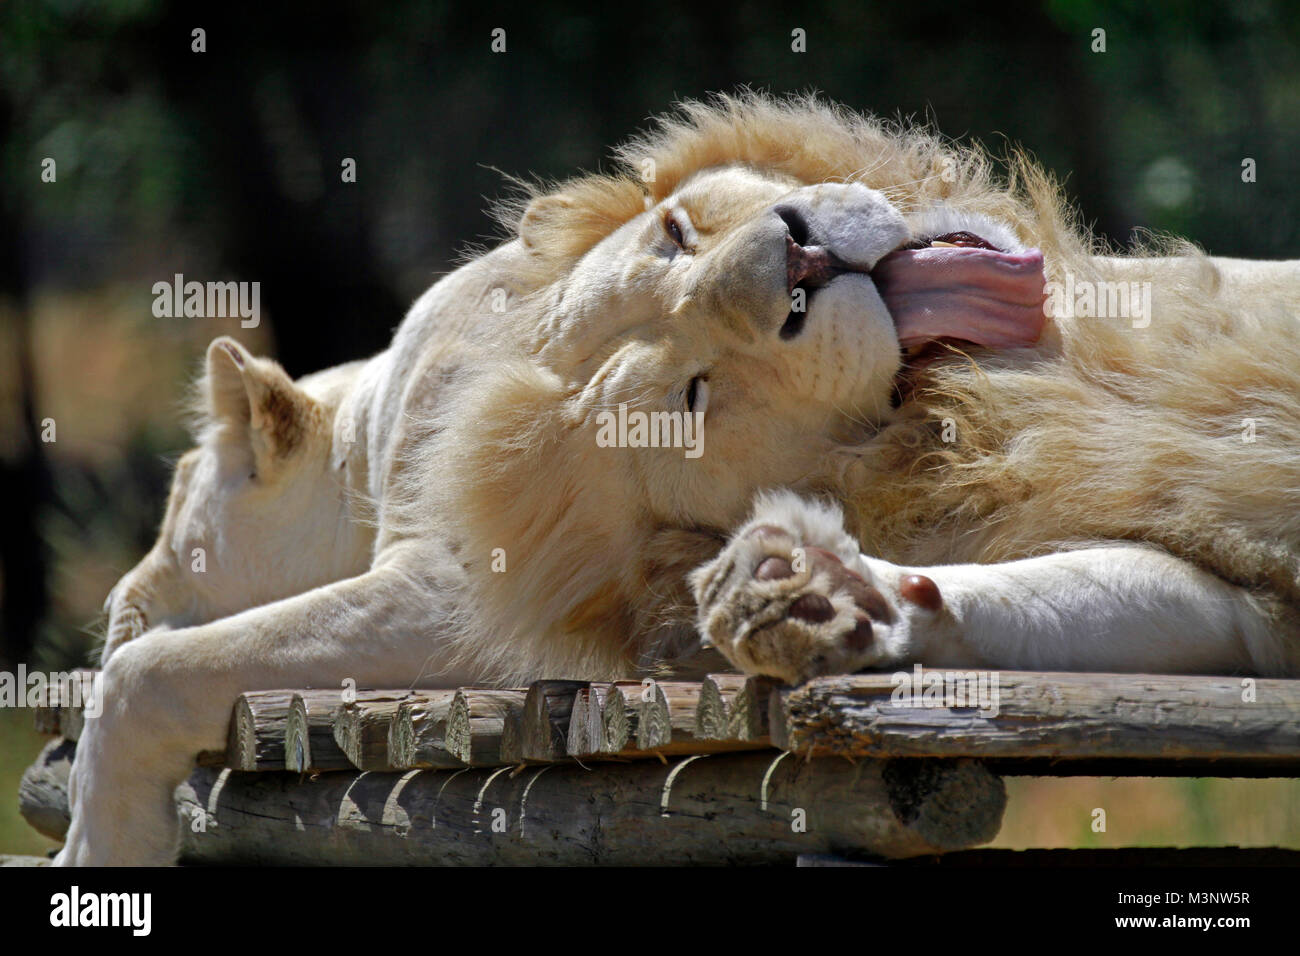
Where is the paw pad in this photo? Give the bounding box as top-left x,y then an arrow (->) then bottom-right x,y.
899,574 -> 943,612
755,556 -> 795,580
788,592 -> 835,623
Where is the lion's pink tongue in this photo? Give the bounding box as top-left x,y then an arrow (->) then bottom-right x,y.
873,246 -> 1047,349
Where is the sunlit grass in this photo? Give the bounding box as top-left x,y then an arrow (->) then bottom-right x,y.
994,776 -> 1300,849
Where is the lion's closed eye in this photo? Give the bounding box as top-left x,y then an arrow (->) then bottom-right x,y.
686,376 -> 709,414
662,209 -> 695,254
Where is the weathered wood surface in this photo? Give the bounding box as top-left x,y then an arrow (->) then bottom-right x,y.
566,684 -> 630,757
286,690 -> 352,773
445,689 -> 529,766
18,738 -> 74,841
772,672 -> 1300,765
559,679 -> 770,760
389,691 -> 463,770
333,691 -> 410,771
227,691 -> 295,771
505,680 -> 586,763
598,681 -> 645,753
32,671 -> 1300,775
701,674 -> 774,742
635,680 -> 765,757
22,738 -> 1006,864
565,686 -> 594,756
696,673 -> 748,738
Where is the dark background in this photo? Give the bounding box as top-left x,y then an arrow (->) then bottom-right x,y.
2,0 -> 1298,671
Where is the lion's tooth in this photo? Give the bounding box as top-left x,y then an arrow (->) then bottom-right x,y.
930,240 -> 959,248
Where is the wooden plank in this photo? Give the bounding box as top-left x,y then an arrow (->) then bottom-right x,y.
22,740 -> 1008,863
226,691 -> 294,771
772,671 -> 1300,762
445,689 -> 529,766
510,680 -> 585,763
333,691 -> 410,771
388,691 -> 463,770
285,690 -> 352,773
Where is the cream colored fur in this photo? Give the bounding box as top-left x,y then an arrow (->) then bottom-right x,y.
56,93 -> 1300,865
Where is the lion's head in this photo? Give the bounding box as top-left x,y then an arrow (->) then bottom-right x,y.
427,93 -> 1064,681
100,338 -> 373,663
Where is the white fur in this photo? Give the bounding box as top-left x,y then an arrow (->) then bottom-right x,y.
54,96 -> 1300,865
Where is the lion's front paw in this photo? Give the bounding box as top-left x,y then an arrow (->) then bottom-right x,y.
691,494 -> 935,683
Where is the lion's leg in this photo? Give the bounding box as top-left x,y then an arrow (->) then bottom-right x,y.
692,491 -> 1290,683
55,545 -> 472,867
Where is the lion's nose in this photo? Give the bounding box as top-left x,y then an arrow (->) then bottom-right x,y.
785,234 -> 845,295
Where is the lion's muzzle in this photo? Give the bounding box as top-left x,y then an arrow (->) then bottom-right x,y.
785,233 -> 853,296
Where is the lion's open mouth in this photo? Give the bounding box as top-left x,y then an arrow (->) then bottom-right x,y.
872,232 -> 1048,352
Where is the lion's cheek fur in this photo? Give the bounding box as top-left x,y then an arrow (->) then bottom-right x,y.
401,358 -> 658,679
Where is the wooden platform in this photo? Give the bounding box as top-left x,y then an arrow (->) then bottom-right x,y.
20,669 -> 1300,865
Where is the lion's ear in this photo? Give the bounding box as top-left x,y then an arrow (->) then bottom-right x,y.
205,337 -> 317,472
516,179 -> 646,265
518,194 -> 576,251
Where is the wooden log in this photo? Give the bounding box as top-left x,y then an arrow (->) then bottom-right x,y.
508,680 -> 585,763
598,681 -> 646,754
582,683 -> 614,755
19,740 -> 1008,863
285,690 -> 352,773
565,682 -> 629,757
695,673 -> 745,738
771,671 -> 1300,763
637,681 -> 703,749
563,680 -> 769,760
697,674 -> 773,742
565,686 -> 593,756
635,678 -> 768,757
226,691 -> 294,771
388,691 -> 463,770
180,753 -> 1005,863
446,689 -> 529,766
333,691 -> 410,771
18,738 -> 74,841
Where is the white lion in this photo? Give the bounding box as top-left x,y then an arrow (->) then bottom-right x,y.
57,93 -> 1300,865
